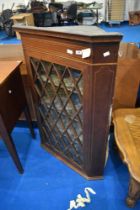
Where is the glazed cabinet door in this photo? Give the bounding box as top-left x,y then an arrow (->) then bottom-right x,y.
29,57 -> 84,172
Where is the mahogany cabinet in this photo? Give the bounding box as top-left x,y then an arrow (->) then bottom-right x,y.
14,25 -> 122,179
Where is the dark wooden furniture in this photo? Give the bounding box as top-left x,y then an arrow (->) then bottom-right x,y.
14,25 -> 122,179
0,44 -> 36,121
113,108 -> 140,208
129,11 -> 140,25
0,61 -> 35,173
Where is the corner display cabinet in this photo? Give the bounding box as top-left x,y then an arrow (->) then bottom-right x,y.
14,25 -> 122,179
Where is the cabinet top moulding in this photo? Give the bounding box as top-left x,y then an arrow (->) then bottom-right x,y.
13,25 -> 122,43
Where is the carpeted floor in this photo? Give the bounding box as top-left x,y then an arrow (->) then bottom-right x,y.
100,21 -> 140,44
1,128 -> 139,210
0,31 -> 21,44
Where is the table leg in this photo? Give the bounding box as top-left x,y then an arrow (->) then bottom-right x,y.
126,177 -> 140,207
0,115 -> 24,173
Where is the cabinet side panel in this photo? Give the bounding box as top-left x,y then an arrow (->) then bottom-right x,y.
83,65 -> 116,177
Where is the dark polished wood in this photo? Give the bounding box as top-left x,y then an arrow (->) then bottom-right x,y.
129,11 -> 140,25
14,25 -> 122,179
0,61 -> 35,173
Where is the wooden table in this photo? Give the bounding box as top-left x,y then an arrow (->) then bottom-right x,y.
0,61 -> 35,173
113,108 -> 140,207
0,45 -> 36,121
